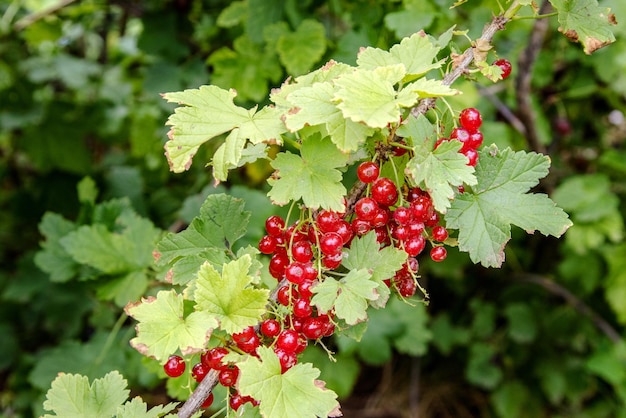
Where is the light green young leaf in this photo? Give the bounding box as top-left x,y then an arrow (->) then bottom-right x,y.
402,115 -> 477,213
342,232 -> 407,308
157,194 -> 250,266
445,146 -> 573,267
550,0 -> 616,54
237,347 -> 339,418
212,128 -> 246,182
276,19 -> 327,76
163,86 -> 285,172
116,397 -> 178,418
193,256 -> 269,334
406,78 -> 460,98
357,32 -> 443,79
334,65 -> 418,128
42,371 -> 129,418
283,81 -> 375,152
267,136 -> 348,211
126,290 -> 216,361
311,269 -> 377,325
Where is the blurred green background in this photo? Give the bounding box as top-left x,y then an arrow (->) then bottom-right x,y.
1,0 -> 626,417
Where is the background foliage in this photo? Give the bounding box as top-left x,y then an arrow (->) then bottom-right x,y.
1,0 -> 626,417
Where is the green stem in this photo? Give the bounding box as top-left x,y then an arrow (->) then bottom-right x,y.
94,312 -> 128,366
512,11 -> 558,20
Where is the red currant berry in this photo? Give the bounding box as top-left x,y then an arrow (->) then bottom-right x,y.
277,285 -> 296,306
335,219 -> 354,244
425,211 -> 440,228
318,314 -> 336,337
295,334 -> 308,354
391,224 -> 410,241
494,58 -> 512,80
276,329 -> 300,353
218,367 -> 239,387
261,319 -> 281,338
430,246 -> 447,262
466,131 -> 483,150
320,232 -> 343,255
371,177 -> 398,206
351,218 -> 372,236
265,215 -> 285,237
407,187 -> 425,202
298,279 -> 315,299
164,355 -> 186,378
450,127 -> 471,149
285,315 -> 303,332
371,207 -> 390,228
396,276 -> 417,298
230,392 -> 245,411
291,240 -> 313,263
375,227 -> 391,245
285,261 -> 306,285
269,252 -> 290,279
355,197 -> 379,222
293,297 -> 313,318
303,262 -> 318,281
322,252 -> 343,269
431,225 -> 449,242
258,235 -> 277,254
405,257 -> 419,273
407,220 -> 425,237
301,317 -> 325,340
274,347 -> 298,373
232,326 -> 257,344
201,392 -> 214,409
463,148 -> 479,167
459,108 -> 482,133
404,235 -> 426,257
201,347 -> 228,370
316,210 -> 340,233
393,206 -> 412,225
410,195 -> 434,222
192,362 -> 209,382
236,333 -> 260,354
357,161 -> 380,183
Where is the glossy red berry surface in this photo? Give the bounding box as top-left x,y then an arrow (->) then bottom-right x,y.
357,161 -> 380,183
459,108 -> 482,133
355,197 -> 379,222
164,355 -> 186,377
201,392 -> 214,409
261,318 -> 281,338
265,215 -> 285,237
276,329 -> 300,353
494,58 -> 512,79
431,225 -> 449,242
201,347 -> 228,370
192,362 -> 209,382
258,235 -> 277,254
430,246 -> 448,262
320,232 -> 343,255
218,367 -> 239,387
371,177 -> 398,206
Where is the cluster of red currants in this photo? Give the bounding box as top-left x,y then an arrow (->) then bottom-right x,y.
436,107 -> 484,166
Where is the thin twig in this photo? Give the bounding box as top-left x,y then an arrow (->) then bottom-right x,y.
477,84 -> 527,135
516,274 -> 621,343
514,0 -> 553,155
177,370 -> 219,418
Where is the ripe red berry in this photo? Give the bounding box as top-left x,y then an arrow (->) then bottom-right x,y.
164,355 -> 186,377
450,127 -> 471,149
371,177 -> 398,206
459,108 -> 482,133
261,318 -> 281,338
230,392 -> 245,411
396,275 -> 417,298
316,210 -> 341,233
298,279 -> 314,299
258,235 -> 277,254
276,329 -> 300,353
404,235 -> 426,257
269,252 -> 290,279
319,232 -> 343,255
351,218 -> 371,236
265,215 -> 285,237
431,225 -> 449,242
393,206 -> 412,225
201,347 -> 228,370
274,347 -> 298,373
466,131 -> 484,150
430,246 -> 447,262
218,367 -> 239,387
494,58 -> 512,80
293,297 -> 313,318
301,317 -> 326,340
285,261 -> 307,285
463,148 -> 479,167
277,285 -> 295,306
192,362 -> 209,382
291,240 -> 313,263
355,197 -> 379,222
410,195 -> 433,222
357,161 -> 380,183
201,392 -> 215,409
322,252 -> 343,269
335,219 -> 354,244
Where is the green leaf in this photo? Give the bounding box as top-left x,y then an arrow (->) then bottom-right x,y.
342,231 -> 407,308
403,115 -> 477,213
276,19 -> 327,76
42,371 -> 129,418
77,176 -> 98,205
311,269 -> 377,325
193,256 -> 269,334
283,81 -> 375,152
157,194 -> 250,266
96,270 -> 149,308
334,65 -> 418,128
552,174 -> 619,222
356,32 -> 443,79
405,78 -> 460,98
504,303 -> 537,343
389,298 -> 432,356
237,347 -> 339,418
117,397 -> 178,418
35,212 -> 79,282
549,0 -> 616,54
299,346 -> 360,399
491,381 -> 530,418
384,0 -> 438,39
163,85 -> 285,172
466,342 -> 502,389
430,314 -> 471,355
603,244 -> 626,324
445,146 -> 572,267
126,290 -> 216,362
267,136 -> 348,211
